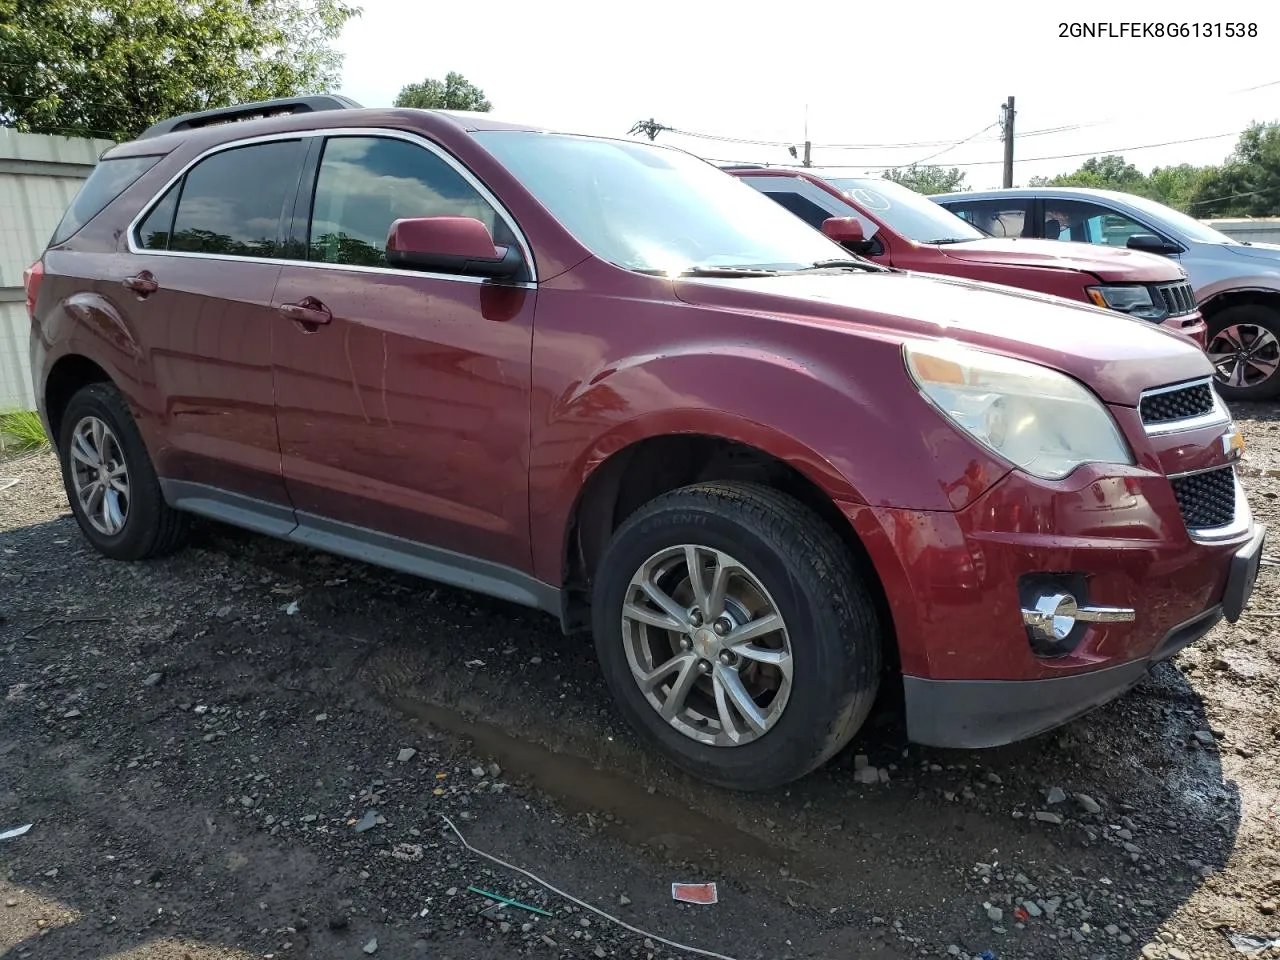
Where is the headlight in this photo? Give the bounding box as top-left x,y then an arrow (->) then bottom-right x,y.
904,341 -> 1133,480
1086,284 -> 1167,321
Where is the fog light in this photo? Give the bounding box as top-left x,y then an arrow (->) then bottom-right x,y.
1022,590 -> 1136,647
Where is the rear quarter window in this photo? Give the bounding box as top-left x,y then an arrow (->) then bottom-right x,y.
50,155 -> 162,246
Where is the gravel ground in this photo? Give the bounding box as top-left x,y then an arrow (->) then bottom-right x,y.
3,403 -> 1280,960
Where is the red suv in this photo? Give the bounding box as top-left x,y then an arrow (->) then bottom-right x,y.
27,97 -> 1264,790
729,167 -> 1208,348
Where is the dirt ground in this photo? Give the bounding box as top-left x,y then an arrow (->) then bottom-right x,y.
3,404 -> 1280,960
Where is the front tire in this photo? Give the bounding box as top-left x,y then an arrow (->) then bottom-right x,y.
591,482 -> 883,791
57,382 -> 189,560
1207,304 -> 1280,401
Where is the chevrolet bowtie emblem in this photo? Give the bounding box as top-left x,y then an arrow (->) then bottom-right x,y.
1222,429 -> 1246,459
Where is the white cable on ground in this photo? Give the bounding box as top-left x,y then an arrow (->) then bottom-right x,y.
440,814 -> 744,960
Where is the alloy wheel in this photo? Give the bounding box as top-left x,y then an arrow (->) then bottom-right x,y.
1209,323 -> 1280,390
68,415 -> 130,536
620,544 -> 793,747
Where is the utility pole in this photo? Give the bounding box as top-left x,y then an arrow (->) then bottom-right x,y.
802,104 -> 812,167
628,118 -> 665,141
1001,96 -> 1016,188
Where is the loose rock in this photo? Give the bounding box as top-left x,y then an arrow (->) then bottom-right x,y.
1076,793 -> 1102,814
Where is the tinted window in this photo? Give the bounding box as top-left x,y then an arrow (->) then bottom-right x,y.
50,155 -> 161,246
308,136 -> 503,268
767,191 -> 834,230
169,140 -> 304,257
945,199 -> 1031,238
136,184 -> 179,250
1042,199 -> 1154,246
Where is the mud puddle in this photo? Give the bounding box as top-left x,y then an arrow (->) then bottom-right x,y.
384,693 -> 834,883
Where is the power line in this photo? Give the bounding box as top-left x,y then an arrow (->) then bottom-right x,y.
907,122 -> 1000,167
1188,189 -> 1268,209
802,131 -> 1244,171
634,76 -> 1280,154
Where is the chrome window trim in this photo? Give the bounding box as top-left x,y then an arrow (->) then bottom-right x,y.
124,126 -> 538,288
1139,377 -> 1230,436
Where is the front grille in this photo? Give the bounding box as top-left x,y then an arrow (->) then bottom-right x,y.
1154,280 -> 1197,317
1170,466 -> 1236,530
1140,381 -> 1215,425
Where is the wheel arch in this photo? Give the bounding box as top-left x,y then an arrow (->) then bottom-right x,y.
557,430 -> 899,673
1198,285 -> 1280,324
43,354 -> 113,444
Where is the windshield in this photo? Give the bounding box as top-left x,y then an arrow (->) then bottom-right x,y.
820,177 -> 986,243
1110,193 -> 1239,245
472,132 -> 852,273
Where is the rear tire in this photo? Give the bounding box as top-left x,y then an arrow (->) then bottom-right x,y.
1207,304 -> 1280,401
591,482 -> 883,791
57,382 -> 189,560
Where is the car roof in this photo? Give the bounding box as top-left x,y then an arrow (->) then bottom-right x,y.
933,186 -> 1152,206
105,96 -> 570,160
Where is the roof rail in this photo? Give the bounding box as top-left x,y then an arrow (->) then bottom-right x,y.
719,163 -> 768,170
136,95 -> 363,140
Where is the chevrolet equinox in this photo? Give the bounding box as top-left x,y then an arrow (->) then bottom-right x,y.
25,97 -> 1266,790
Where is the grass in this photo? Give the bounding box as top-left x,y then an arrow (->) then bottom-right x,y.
0,410 -> 50,453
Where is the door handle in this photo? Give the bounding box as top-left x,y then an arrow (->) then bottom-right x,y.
278,298 -> 332,328
122,272 -> 159,296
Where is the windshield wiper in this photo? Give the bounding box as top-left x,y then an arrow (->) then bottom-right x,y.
794,258 -> 885,273
924,238 -> 972,245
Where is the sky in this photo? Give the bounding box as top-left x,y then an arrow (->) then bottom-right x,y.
334,0 -> 1279,191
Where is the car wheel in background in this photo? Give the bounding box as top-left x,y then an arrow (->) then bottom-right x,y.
1208,304 -> 1280,401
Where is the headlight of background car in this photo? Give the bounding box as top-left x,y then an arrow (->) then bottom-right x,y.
1085,284 -> 1167,321
903,341 -> 1133,480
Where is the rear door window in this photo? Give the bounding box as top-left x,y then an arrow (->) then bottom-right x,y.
163,139 -> 306,257
944,199 -> 1032,238
50,155 -> 161,246
136,184 -> 179,250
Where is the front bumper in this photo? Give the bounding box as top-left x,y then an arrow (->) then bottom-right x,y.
1158,309 -> 1208,349
840,449 -> 1264,747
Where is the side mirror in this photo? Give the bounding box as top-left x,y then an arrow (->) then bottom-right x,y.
386,216 -> 522,278
1126,233 -> 1179,256
822,216 -> 876,255
822,216 -> 864,244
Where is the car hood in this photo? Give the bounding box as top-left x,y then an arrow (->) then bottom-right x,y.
674,270 -> 1210,406
934,238 -> 1185,283
1222,241 -> 1280,266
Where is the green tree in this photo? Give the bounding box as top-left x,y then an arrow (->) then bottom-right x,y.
393,72 -> 492,112
1028,154 -> 1145,190
882,164 -> 966,195
1144,163 -> 1207,209
1188,122 -> 1280,218
0,0 -> 360,141
1027,154 -> 1212,211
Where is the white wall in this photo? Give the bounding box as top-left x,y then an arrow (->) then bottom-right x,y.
1204,218 -> 1280,245
0,128 -> 114,410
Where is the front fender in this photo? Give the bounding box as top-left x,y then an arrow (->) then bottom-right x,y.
1196,276 -> 1280,309
528,342 -> 1010,585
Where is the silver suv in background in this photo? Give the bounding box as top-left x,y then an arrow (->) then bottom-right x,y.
934,187 -> 1280,401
